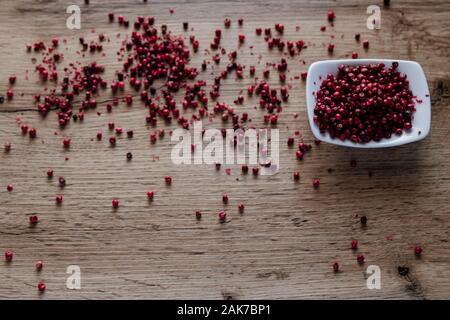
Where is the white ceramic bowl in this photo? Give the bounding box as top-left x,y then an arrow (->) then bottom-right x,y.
306,59 -> 431,148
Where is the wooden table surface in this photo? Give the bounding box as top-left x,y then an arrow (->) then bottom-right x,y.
0,0 -> 449,300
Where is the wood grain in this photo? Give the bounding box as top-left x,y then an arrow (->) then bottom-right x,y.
0,0 -> 449,299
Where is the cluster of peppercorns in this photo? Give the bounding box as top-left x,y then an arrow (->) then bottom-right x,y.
314,62 -> 416,143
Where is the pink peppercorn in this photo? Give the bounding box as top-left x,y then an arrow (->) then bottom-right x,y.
351,239 -> 358,250
29,128 -> 37,139
293,171 -> 300,181
63,138 -> 71,148
351,52 -> 358,59
333,262 -> 339,272
56,195 -> 63,204
195,210 -> 202,220
165,176 -> 172,185
222,193 -> 229,204
327,9 -> 336,22
109,136 -> 116,146
357,255 -> 365,264
4,251 -> 13,262
7,184 -> 13,192
112,199 -> 119,209
4,142 -> 11,153
241,165 -> 249,174
96,132 -> 102,140
252,167 -> 259,176
37,282 -> 46,292
313,179 -> 320,188
29,215 -> 39,225
147,191 -> 154,200
287,136 -> 294,146
414,246 -> 423,256
6,89 -> 13,99
363,40 -> 369,49
36,260 -> 44,271
218,210 -> 226,222
238,203 -> 245,213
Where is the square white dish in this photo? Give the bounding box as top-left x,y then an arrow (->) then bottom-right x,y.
306,59 -> 431,148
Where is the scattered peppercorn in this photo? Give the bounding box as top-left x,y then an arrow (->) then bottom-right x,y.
36,260 -> 44,271
333,262 -> 339,272
414,246 -> 423,256
37,281 -> 46,292
4,250 -> 13,263
112,199 -> 120,209
357,255 -> 365,264
360,215 -> 368,225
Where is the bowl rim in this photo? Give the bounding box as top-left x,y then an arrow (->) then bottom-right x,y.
306,59 -> 431,148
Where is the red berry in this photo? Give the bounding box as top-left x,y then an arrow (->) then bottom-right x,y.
4,251 -> 13,262
29,215 -> 39,225
37,281 -> 46,292
59,177 -> 66,187
252,167 -> 259,176
327,9 -> 336,22
56,195 -> 63,204
109,136 -> 116,146
112,199 -> 119,209
327,43 -> 335,53
333,262 -> 339,272
63,138 -> 71,148
29,128 -> 37,139
241,165 -> 249,174
4,142 -> 11,153
293,171 -> 300,181
312,179 -> 320,188
6,184 -> 13,192
351,52 -> 358,59
36,260 -> 44,271
414,246 -> 423,255
287,136 -> 294,146
218,210 -> 226,222
238,203 -> 245,213
165,176 -> 172,185
6,89 -> 14,99
363,40 -> 369,49
222,193 -> 229,204
147,191 -> 154,200
351,239 -> 358,250
195,210 -> 202,220
47,169 -> 54,178
357,255 -> 365,264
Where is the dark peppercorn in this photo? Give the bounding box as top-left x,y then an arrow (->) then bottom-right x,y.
360,216 -> 368,225
126,152 -> 133,160
0,96 -> 4,104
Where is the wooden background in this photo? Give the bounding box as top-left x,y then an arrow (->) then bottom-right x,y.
0,0 -> 449,299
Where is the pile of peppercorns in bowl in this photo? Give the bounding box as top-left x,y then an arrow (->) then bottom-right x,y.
306,59 -> 431,148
